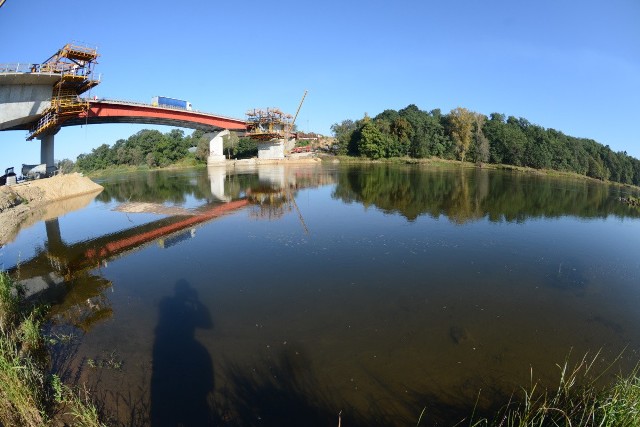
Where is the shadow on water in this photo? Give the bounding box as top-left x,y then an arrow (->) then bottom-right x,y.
213,348 -> 507,427
217,349 -> 347,427
150,280 -> 215,426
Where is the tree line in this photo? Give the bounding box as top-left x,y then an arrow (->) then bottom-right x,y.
331,105 -> 640,186
72,129 -> 258,172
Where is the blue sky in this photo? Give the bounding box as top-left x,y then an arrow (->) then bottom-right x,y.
1,0 -> 639,168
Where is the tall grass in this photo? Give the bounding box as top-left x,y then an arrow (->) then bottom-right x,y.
458,351 -> 640,427
0,271 -> 47,426
0,271 -> 106,427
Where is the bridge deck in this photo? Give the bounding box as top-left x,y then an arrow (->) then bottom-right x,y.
63,99 -> 248,132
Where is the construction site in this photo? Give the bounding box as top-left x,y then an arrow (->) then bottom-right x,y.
245,90 -> 307,141
27,43 -> 100,140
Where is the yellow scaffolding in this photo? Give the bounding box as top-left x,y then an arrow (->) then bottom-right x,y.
245,107 -> 294,141
28,43 -> 100,140
245,91 -> 307,141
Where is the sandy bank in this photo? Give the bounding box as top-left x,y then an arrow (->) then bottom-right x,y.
224,155 -> 322,167
0,173 -> 103,245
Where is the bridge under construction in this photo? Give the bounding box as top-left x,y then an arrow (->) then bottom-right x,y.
0,43 -> 307,173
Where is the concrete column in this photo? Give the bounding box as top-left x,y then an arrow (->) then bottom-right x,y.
257,139 -> 285,160
39,133 -> 55,169
285,138 -> 296,152
207,129 -> 229,165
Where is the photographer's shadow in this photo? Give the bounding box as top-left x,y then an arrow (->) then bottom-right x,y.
150,279 -> 214,426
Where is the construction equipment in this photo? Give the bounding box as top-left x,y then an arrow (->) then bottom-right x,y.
22,163 -> 47,180
0,167 -> 16,186
245,90 -> 308,141
27,43 -> 100,140
291,90 -> 308,130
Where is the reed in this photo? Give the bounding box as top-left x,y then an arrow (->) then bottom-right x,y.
464,351 -> 640,427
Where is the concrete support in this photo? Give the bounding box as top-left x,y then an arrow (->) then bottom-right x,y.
284,138 -> 296,152
207,129 -> 229,165
39,133 -> 55,170
257,139 -> 285,160
0,73 -> 59,131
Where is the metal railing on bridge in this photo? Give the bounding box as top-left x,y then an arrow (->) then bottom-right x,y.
0,63 -> 39,73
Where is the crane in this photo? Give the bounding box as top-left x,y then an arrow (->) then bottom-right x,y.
290,90 -> 308,131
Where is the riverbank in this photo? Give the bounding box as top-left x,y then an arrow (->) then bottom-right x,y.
0,173 -> 103,245
84,155 -> 323,178
0,271 -> 105,426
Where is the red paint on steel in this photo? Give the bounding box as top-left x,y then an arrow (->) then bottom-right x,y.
77,100 -> 248,130
84,199 -> 249,260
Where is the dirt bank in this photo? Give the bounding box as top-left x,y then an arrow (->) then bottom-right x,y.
0,173 -> 103,245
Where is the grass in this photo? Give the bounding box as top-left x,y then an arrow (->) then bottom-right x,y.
441,351 -> 640,427
0,271 -> 106,427
83,158 -> 206,178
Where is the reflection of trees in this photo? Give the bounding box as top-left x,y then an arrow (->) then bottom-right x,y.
333,165 -> 640,223
96,171 -> 212,204
247,188 -> 292,220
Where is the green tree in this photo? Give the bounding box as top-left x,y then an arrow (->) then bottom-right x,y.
448,107 -> 475,162
55,158 -> 75,174
358,122 -> 388,159
331,120 -> 358,155
472,114 -> 489,164
223,132 -> 240,159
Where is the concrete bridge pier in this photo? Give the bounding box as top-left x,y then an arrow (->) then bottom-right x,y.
257,139 -> 285,160
39,133 -> 55,171
207,129 -> 229,165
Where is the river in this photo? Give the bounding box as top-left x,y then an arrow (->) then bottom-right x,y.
2,162 -> 640,426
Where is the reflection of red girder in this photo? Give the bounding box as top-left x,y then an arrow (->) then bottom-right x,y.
61,100 -> 248,131
85,199 -> 248,261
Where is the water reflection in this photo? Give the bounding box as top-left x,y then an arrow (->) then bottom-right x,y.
333,165 -> 640,222
151,280 -> 214,426
0,189 -> 100,245
4,164 -> 640,426
9,164 -> 334,328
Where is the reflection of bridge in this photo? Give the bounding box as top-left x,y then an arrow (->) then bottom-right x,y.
10,164 -> 331,282
11,198 -> 247,281
6,163 -> 333,330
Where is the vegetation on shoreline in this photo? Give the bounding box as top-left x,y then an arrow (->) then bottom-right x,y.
67,128 -> 258,173
0,271 -> 105,426
332,104 -> 640,187
442,352 -> 640,427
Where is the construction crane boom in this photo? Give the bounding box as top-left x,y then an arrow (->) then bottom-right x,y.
291,90 -> 308,129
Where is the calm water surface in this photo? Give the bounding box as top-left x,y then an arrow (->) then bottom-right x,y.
2,163 -> 640,426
